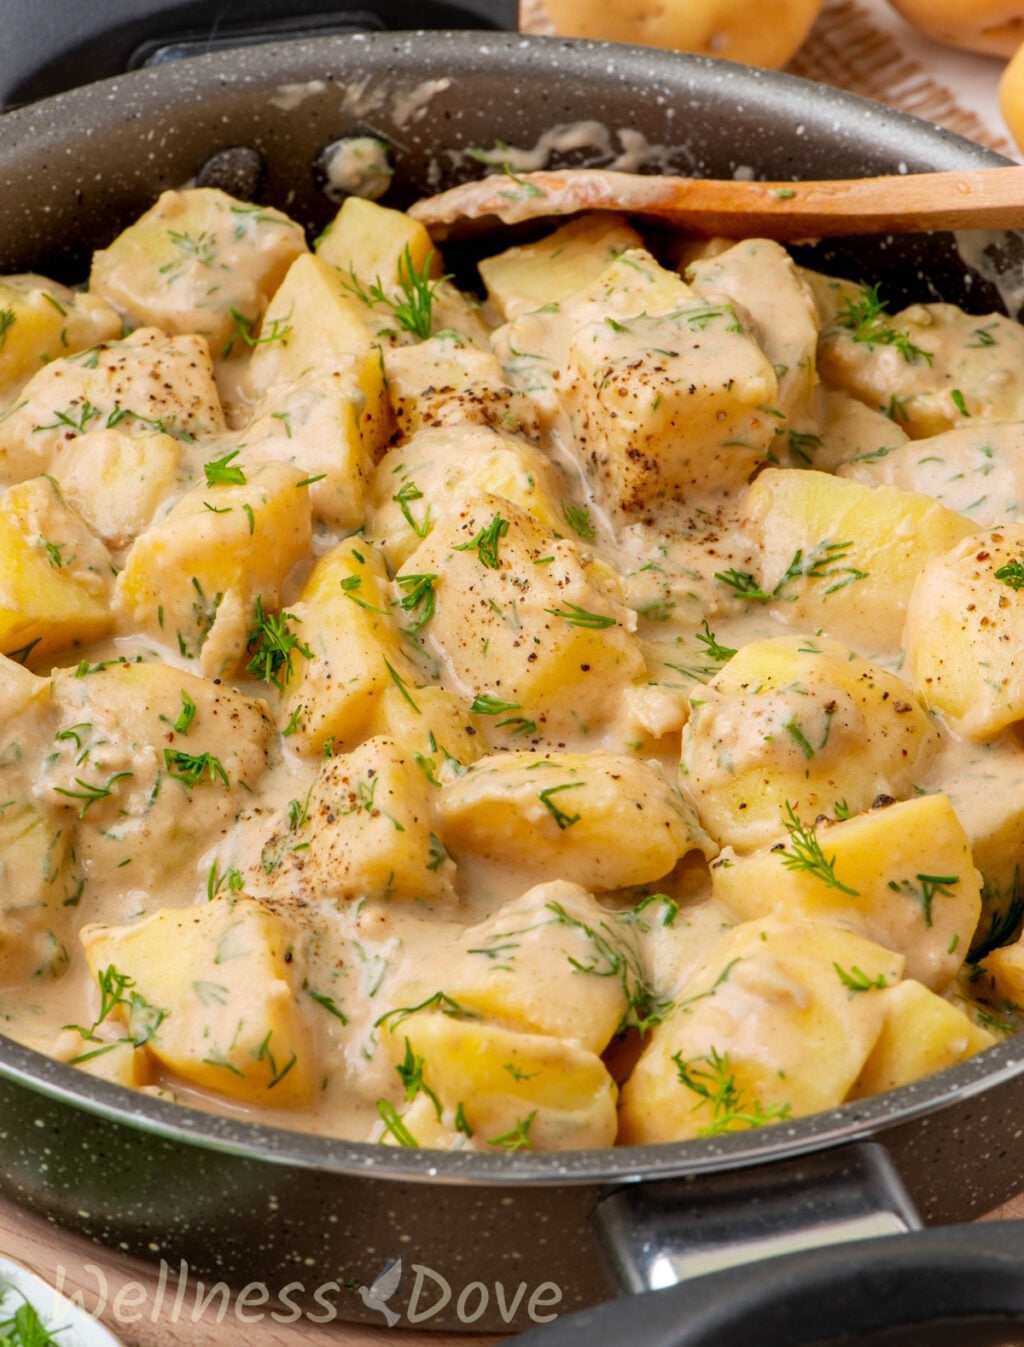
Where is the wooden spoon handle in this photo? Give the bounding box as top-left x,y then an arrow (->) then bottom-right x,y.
409,165 -> 1024,241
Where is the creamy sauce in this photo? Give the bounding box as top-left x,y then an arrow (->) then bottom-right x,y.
0,184 -> 1017,1152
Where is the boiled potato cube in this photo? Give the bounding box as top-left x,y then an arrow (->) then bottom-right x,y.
368,425 -> 566,571
848,979 -> 995,1098
681,635 -> 939,851
0,328 -> 224,486
80,895 -> 315,1106
0,803 -> 82,983
256,736 -> 452,903
399,494 -> 644,740
903,523 -> 1024,738
43,660 -> 275,892
52,427 -> 181,549
977,933 -> 1024,1010
710,793 -> 981,990
478,212 -> 644,321
813,388 -> 909,474
280,538 -> 415,755
687,238 -> 819,424
0,475 -> 115,663
89,187 -> 307,351
438,750 -> 712,891
48,1024 -> 153,1088
378,1010 -> 617,1150
370,683 -> 483,777
233,371 -> 374,532
316,195 -> 438,295
740,468 -> 974,652
244,254 -> 391,458
383,333 -> 540,442
940,735 -> 1024,916
0,275 -> 120,396
558,287 -> 779,513
424,880 -> 642,1053
618,919 -> 902,1144
819,295 -> 1024,436
838,420 -> 1024,528
117,459 -> 312,678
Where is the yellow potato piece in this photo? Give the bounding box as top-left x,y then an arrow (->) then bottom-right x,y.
478,212 -> 644,321
681,634 -> 939,851
740,467 -> 974,652
848,979 -> 995,1099
379,1010 -> 617,1151
710,793 -> 981,990
281,538 -> 415,755
80,896 -> 315,1106
316,194 -> 438,294
89,187 -> 307,350
439,749 -> 712,891
53,428 -> 180,549
422,881 -> 641,1054
117,459 -> 312,678
0,476 -> 114,664
619,919 -> 902,1144
0,275 -> 119,397
904,523 -> 1024,738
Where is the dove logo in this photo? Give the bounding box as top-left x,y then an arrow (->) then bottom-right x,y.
358,1258 -> 403,1327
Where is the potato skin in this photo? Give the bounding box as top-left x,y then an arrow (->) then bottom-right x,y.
543,0 -> 822,68
888,0 -> 1024,56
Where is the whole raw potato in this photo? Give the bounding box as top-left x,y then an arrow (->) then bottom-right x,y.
542,0 -> 822,68
885,0 -> 1024,56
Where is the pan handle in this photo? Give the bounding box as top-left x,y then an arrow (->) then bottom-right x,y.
510,1141 -> 1024,1346
508,1219 -> 1024,1346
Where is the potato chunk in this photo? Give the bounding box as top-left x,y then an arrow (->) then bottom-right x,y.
400,494 -> 644,740
42,660 -> 274,893
80,895 -> 315,1106
316,194 -> 437,295
0,803 -> 82,983
367,425 -> 566,571
383,332 -> 540,442
117,460 -> 312,677
478,212 -> 643,321
558,285 -> 779,513
244,254 -> 391,458
618,919 -> 902,1144
89,188 -> 307,351
710,794 -> 981,990
839,421 -> 1024,528
233,372 -> 374,531
681,635 -> 939,850
0,275 -> 120,397
377,1010 -> 617,1150
819,296 -> 1024,436
52,427 -> 181,549
739,467 -> 974,652
903,524 -> 1024,738
0,328 -> 224,486
255,736 -> 452,904
848,979 -> 994,1098
0,475 -> 115,663
418,881 -> 640,1053
687,237 -> 819,425
439,750 -> 712,891
280,538 -> 415,755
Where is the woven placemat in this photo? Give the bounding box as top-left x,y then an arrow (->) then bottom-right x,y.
520,0 -> 1015,157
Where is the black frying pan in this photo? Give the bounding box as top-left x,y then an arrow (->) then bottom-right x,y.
1,27 -> 1024,1343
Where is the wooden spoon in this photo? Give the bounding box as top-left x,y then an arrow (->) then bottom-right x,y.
408,164 -> 1024,241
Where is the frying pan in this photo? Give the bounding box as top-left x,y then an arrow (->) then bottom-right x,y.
2,26 -> 1024,1343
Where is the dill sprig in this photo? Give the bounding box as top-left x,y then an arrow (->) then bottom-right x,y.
835,283 -> 933,365
245,597 -> 313,689
672,1046 -> 792,1135
339,245 -> 451,340
778,802 -> 860,895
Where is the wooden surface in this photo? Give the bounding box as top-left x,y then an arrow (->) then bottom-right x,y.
0,1188 -> 1021,1345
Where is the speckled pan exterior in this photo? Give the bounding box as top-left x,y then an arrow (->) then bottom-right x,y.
0,30 -> 1022,1333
